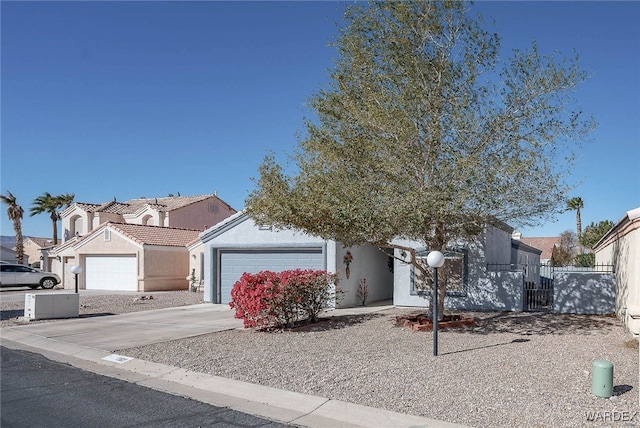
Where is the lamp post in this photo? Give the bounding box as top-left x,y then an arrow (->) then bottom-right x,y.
70,265 -> 82,294
426,250 -> 445,356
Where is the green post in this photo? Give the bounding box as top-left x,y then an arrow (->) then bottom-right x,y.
591,359 -> 613,398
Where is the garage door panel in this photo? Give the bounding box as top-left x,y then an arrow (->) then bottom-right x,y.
85,256 -> 137,291
220,250 -> 323,304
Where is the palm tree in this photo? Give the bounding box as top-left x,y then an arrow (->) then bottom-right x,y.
566,197 -> 584,254
1,191 -> 25,264
30,192 -> 74,245
57,193 -> 75,209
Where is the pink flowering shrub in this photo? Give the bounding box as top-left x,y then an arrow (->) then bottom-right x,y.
229,269 -> 341,329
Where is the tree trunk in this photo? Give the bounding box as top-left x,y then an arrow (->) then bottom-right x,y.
13,220 -> 24,265
432,223 -> 448,321
576,209 -> 582,254
51,213 -> 58,245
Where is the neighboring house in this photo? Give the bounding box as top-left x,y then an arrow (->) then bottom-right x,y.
23,236 -> 55,268
393,221 -> 541,311
1,245 -> 17,263
54,222 -> 202,292
520,236 -> 561,265
47,194 -> 236,291
594,207 -> 640,334
59,194 -> 236,242
200,212 -> 394,307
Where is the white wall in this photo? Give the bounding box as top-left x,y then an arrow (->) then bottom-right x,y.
596,218 -> 640,333
393,229 -> 523,311
201,214 -> 392,308
336,245 -> 393,307
202,215 -> 330,304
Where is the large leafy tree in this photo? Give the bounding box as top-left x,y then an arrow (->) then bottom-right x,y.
580,220 -> 614,250
246,1 -> 595,317
1,191 -> 25,264
30,192 -> 75,245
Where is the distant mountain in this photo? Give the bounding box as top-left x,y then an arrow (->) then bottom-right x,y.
1,235 -> 16,248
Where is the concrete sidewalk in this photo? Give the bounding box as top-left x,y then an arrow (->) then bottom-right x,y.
0,303 -> 467,428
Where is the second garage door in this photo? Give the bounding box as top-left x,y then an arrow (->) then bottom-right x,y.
219,249 -> 324,304
85,256 -> 138,291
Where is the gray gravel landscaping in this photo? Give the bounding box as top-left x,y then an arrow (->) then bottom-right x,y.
121,307 -> 639,428
2,291 -> 638,427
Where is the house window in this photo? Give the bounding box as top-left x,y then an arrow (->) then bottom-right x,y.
104,229 -> 111,241
208,202 -> 219,213
411,249 -> 467,297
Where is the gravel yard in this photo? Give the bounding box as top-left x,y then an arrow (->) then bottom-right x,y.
122,308 -> 639,428
2,291 -> 638,427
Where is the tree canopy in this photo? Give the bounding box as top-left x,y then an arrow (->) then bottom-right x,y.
30,192 -> 75,245
580,220 -> 615,249
245,1 -> 595,313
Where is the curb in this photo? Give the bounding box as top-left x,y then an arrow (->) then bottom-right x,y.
0,327 -> 467,428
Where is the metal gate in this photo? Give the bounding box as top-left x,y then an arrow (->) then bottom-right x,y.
524,266 -> 553,312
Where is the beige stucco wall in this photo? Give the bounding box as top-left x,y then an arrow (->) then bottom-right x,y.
168,198 -> 235,231
23,239 -> 47,266
61,206 -> 93,242
596,220 -> 640,334
73,230 -> 141,290
141,246 -> 190,291
124,207 -> 164,226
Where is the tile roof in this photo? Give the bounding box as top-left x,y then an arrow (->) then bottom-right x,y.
520,237 -> 561,260
25,237 -> 56,247
106,222 -> 201,247
123,195 -> 217,213
73,194 -> 228,215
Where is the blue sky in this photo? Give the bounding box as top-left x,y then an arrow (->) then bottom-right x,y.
1,1 -> 639,240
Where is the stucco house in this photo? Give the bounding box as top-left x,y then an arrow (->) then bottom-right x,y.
53,222 -> 202,292
23,236 -> 55,268
48,194 -> 236,291
1,245 -> 18,263
594,207 -> 640,333
520,236 -> 561,266
200,212 -> 540,311
200,212 -> 394,307
59,194 -> 235,242
393,222 -> 541,311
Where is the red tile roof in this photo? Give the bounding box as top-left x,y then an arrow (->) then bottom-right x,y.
72,194 -> 233,215
520,237 -> 561,260
105,223 -> 201,247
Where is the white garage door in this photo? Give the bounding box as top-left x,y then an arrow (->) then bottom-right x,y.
219,249 -> 324,304
85,256 -> 138,291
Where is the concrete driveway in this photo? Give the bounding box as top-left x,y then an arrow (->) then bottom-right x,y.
6,303 -> 242,351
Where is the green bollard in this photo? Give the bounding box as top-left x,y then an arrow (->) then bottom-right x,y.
591,359 -> 614,398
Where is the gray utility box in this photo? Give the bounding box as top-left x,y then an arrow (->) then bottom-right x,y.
24,293 -> 79,320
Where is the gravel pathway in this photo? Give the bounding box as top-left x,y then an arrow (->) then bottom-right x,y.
2,292 -> 638,427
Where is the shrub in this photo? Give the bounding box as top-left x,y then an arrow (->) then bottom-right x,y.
229,270 -> 281,329
229,269 -> 341,329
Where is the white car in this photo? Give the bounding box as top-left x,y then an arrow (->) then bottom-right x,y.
0,263 -> 61,289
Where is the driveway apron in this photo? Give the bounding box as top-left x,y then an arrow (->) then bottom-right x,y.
5,303 -> 242,351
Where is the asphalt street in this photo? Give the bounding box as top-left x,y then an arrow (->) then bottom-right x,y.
0,346 -> 292,428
